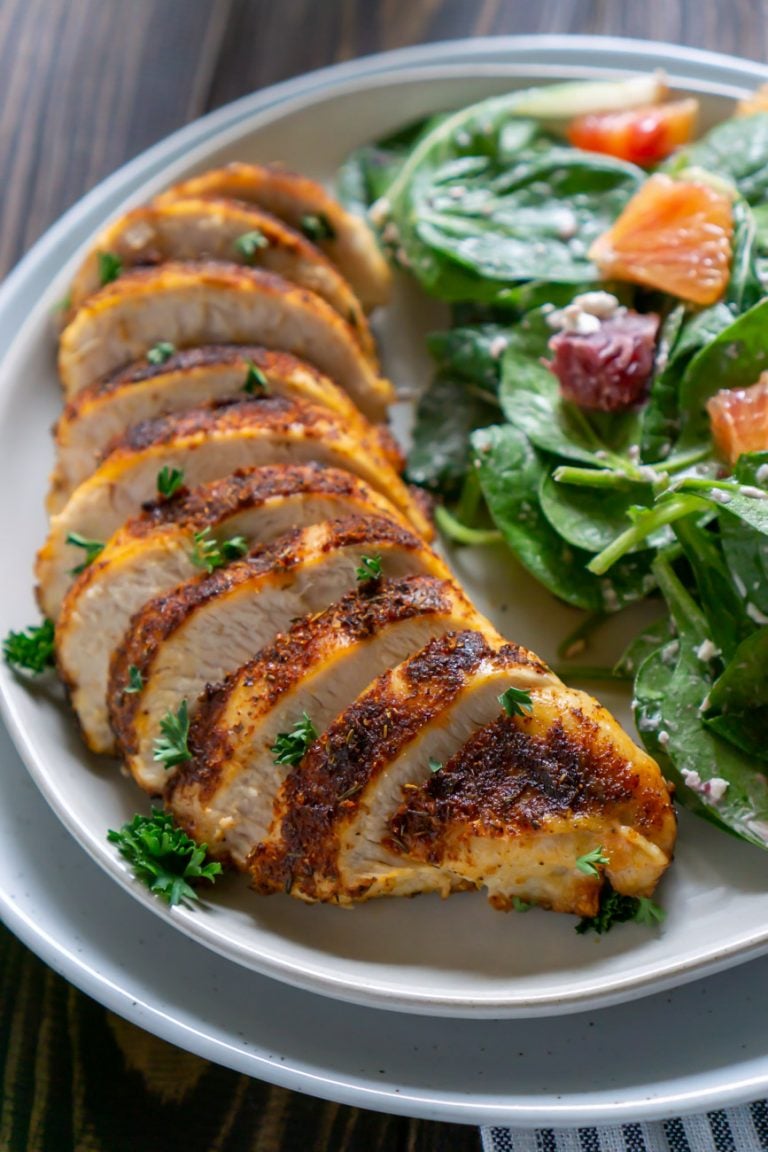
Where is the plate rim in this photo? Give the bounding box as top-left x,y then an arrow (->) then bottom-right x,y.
3,33 -> 768,1022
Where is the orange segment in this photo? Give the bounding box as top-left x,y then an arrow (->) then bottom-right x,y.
567,99 -> 698,165
707,375 -> 768,465
588,173 -> 733,306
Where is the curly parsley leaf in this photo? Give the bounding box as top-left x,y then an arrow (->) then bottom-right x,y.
156,466 -> 185,499
243,359 -> 270,394
498,685 -> 533,718
66,532 -> 105,574
575,885 -> 665,935
107,807 -> 222,906
98,250 -> 123,286
271,712 -> 318,766
190,527 -> 249,573
147,341 -> 176,365
153,700 -> 191,769
300,212 -> 335,242
234,229 -> 269,259
3,619 -> 55,674
355,554 -> 383,583
124,664 -> 143,694
575,845 -> 610,877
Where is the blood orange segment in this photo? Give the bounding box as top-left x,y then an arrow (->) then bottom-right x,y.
707,375 -> 768,465
567,99 -> 698,165
588,173 -> 734,306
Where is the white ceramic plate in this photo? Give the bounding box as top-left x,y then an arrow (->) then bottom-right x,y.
2,37 -> 768,1022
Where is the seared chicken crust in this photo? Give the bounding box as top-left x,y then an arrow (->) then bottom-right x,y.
154,162 -> 392,310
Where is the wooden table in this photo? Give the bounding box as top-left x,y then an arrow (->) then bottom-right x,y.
1,2 -> 766,1148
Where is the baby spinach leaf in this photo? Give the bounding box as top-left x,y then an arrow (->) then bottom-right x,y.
426,324 -> 511,390
615,615 -> 672,679
673,517 -> 754,659
720,453 -> 768,617
664,112 -> 768,205
703,627 -> 768,762
727,199 -> 764,314
471,424 -> 655,612
407,370 -> 499,494
539,473 -> 663,554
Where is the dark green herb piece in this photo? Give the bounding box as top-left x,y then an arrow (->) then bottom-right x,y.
428,757 -> 443,773
512,896 -> 533,913
124,665 -> 144,694
498,685 -> 533,718
2,619 -> 55,674
147,341 -> 176,365
243,359 -> 269,394
98,251 -> 123,286
66,532 -> 105,574
575,885 -> 664,935
703,627 -> 768,762
271,712 -> 318,766
190,527 -> 249,573
107,807 -> 222,906
156,466 -> 184,499
234,229 -> 269,259
300,213 -> 335,242
355,554 -> 383,582
575,845 -> 609,877
153,700 -> 191,769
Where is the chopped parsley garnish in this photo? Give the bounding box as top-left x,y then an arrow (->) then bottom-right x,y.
271,712 -> 318,766
512,896 -> 533,913
124,664 -> 143,694
147,341 -> 175,365
156,465 -> 185,499
243,359 -> 269,394
498,686 -> 533,718
428,756 -> 443,773
575,884 -> 665,935
300,212 -> 335,242
107,807 -> 222,906
355,554 -> 383,583
234,229 -> 269,259
575,845 -> 610,877
66,532 -> 105,574
98,251 -> 123,286
3,619 -> 55,674
153,700 -> 191,769
190,527 -> 249,573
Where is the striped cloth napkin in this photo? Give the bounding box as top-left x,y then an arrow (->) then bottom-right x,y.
482,1103 -> 768,1151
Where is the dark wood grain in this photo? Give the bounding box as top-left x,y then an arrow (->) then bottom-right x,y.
1,1 -> 767,1148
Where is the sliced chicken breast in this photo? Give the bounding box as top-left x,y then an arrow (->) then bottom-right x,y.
56,465 -> 407,754
251,629 -> 555,903
37,396 -> 432,619
49,345 -> 401,512
168,575 -> 485,866
108,516 -> 452,794
154,163 -> 391,311
58,262 -> 394,420
388,690 -> 676,915
66,198 -> 375,360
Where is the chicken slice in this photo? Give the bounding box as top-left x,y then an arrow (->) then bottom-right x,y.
37,396 -> 432,619
168,575 -> 485,867
251,630 -> 554,903
154,163 -> 391,311
58,262 -> 394,420
108,515 -> 451,794
56,465 -> 406,755
252,631 -> 674,913
388,694 -> 676,916
66,198 -> 375,361
49,345 -> 401,513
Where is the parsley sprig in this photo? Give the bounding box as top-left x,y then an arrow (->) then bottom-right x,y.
355,554 -> 383,583
156,466 -> 185,499
3,619 -> 55,674
234,229 -> 269,259
300,213 -> 335,242
190,527 -> 249,573
271,712 -> 318,766
147,341 -> 175,365
124,664 -> 143,694
153,700 -> 191,769
498,686 -> 533,718
98,251 -> 123,286
243,359 -> 269,394
428,756 -> 443,773
576,845 -> 610,877
107,808 -> 222,906
576,885 -> 666,935
66,532 -> 105,574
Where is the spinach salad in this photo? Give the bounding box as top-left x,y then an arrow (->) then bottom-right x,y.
339,75 -> 768,851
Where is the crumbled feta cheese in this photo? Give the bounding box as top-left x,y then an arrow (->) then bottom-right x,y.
747,602 -> 768,625
658,730 -> 670,748
682,768 -> 703,792
572,291 -> 621,318
489,336 -> 508,360
755,463 -> 768,484
695,638 -> 721,662
740,485 -> 768,500
706,777 -> 729,802
709,489 -> 733,505
682,770 -> 727,802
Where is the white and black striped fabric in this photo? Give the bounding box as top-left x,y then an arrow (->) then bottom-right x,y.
482,1101 -> 768,1151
